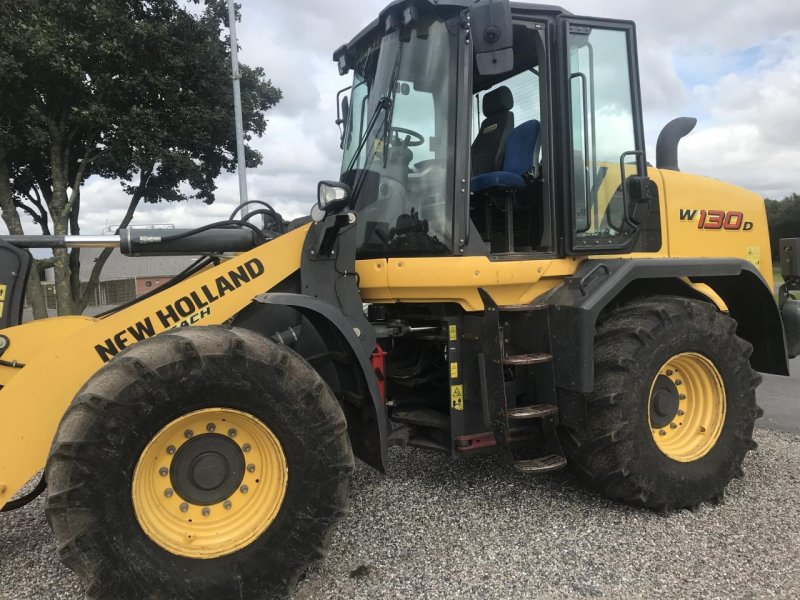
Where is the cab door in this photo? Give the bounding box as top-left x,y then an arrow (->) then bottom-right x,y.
559,18 -> 658,254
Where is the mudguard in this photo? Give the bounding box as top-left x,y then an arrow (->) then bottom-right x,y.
540,258 -> 789,394
255,292 -> 389,471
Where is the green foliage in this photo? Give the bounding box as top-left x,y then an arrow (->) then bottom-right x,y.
765,194 -> 800,260
2,0 -> 281,207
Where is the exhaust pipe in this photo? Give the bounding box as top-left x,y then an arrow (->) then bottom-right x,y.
656,117 -> 697,171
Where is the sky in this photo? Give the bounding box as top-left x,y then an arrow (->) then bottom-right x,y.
20,0 -> 800,235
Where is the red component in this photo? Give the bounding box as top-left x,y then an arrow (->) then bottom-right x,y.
454,432 -> 497,453
370,344 -> 388,403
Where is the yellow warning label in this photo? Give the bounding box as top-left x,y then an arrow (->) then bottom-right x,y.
746,245 -> 761,267
450,362 -> 458,379
450,384 -> 464,410
0,284 -> 6,301
372,138 -> 384,161
449,324 -> 457,341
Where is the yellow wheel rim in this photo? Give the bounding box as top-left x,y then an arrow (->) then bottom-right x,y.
648,352 -> 726,462
132,408 -> 288,559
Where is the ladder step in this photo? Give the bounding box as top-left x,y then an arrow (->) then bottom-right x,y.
391,408 -> 449,430
502,353 -> 552,366
507,404 -> 558,420
498,303 -> 548,312
514,455 -> 567,474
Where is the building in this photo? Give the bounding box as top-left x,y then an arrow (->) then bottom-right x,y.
34,249 -> 200,316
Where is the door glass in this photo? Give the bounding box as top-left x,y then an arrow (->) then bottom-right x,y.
472,69 -> 541,143
568,26 -> 640,243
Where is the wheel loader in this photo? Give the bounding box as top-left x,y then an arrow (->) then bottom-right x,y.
1,0 -> 799,597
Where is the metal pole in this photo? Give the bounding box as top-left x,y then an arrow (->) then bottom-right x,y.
228,0 -> 249,215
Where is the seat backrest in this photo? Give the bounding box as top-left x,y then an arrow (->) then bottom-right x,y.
502,119 -> 540,176
471,86 -> 515,175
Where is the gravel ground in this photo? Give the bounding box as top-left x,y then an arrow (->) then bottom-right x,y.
2,429 -> 799,600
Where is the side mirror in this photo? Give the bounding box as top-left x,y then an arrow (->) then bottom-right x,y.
469,0 -> 514,76
780,238 -> 800,283
318,181 -> 352,213
626,176 -> 658,226
337,95 -> 350,149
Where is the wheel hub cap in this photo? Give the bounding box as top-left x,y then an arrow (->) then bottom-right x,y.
170,434 -> 244,505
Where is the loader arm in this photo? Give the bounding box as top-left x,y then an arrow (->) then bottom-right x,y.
0,226 -> 308,504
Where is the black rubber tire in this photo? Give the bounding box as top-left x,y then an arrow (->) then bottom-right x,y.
45,326 -> 353,599
560,296 -> 763,511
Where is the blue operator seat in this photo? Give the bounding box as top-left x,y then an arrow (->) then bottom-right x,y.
471,119 -> 540,194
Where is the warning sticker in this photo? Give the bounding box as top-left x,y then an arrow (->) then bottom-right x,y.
450,362 -> 458,379
451,384 -> 464,411
746,245 -> 761,267
449,324 -> 457,341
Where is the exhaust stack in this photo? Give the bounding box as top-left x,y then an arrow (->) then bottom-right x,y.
656,117 -> 697,171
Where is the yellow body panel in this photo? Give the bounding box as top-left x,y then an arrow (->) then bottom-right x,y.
660,169 -> 773,289
359,256 -> 580,310
0,225 -> 308,503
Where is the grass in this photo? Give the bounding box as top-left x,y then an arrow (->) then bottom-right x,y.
774,268 -> 785,288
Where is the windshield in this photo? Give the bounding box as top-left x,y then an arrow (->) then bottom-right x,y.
341,15 -> 457,257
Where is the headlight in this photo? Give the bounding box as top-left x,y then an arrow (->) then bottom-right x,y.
317,181 -> 352,212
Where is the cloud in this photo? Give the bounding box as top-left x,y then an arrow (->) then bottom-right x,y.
675,33 -> 800,197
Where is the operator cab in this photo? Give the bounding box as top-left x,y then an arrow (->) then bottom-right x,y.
331,0 -> 658,261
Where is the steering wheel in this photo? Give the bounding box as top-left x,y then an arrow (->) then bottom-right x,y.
391,127 -> 425,147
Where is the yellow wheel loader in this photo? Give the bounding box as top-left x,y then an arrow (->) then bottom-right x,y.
2,1 -> 799,597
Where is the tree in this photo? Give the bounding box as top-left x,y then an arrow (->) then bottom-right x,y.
765,193 -> 800,261
0,0 -> 281,316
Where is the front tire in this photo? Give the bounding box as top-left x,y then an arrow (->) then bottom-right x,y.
45,326 -> 353,599
560,296 -> 762,510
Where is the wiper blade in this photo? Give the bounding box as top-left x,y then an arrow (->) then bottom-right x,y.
343,95 -> 392,176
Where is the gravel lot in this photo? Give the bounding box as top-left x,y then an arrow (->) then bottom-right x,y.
1,428 -> 799,599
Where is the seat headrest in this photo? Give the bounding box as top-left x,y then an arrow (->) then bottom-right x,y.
483,86 -> 514,117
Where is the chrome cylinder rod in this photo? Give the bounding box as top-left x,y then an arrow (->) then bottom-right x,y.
0,235 -> 121,249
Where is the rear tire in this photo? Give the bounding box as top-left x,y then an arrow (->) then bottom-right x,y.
560,296 -> 762,510
45,326 -> 353,599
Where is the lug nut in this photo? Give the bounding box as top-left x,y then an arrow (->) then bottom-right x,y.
228,428 -> 237,438
167,445 -> 176,455
247,464 -> 256,473
679,394 -> 686,400
670,423 -> 678,429
164,488 -> 174,498
184,429 -> 193,439
659,429 -> 666,436
180,503 -> 189,513
677,410 -> 685,416
240,485 -> 249,494
159,467 -> 169,477
223,500 -> 232,510
206,423 -> 216,432
202,507 -> 211,517
242,443 -> 251,453
666,369 -> 674,376
675,379 -> 683,386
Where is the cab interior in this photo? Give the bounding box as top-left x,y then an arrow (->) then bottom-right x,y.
469,23 -> 552,256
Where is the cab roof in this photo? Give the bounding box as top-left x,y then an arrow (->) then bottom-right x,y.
333,0 -> 570,62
